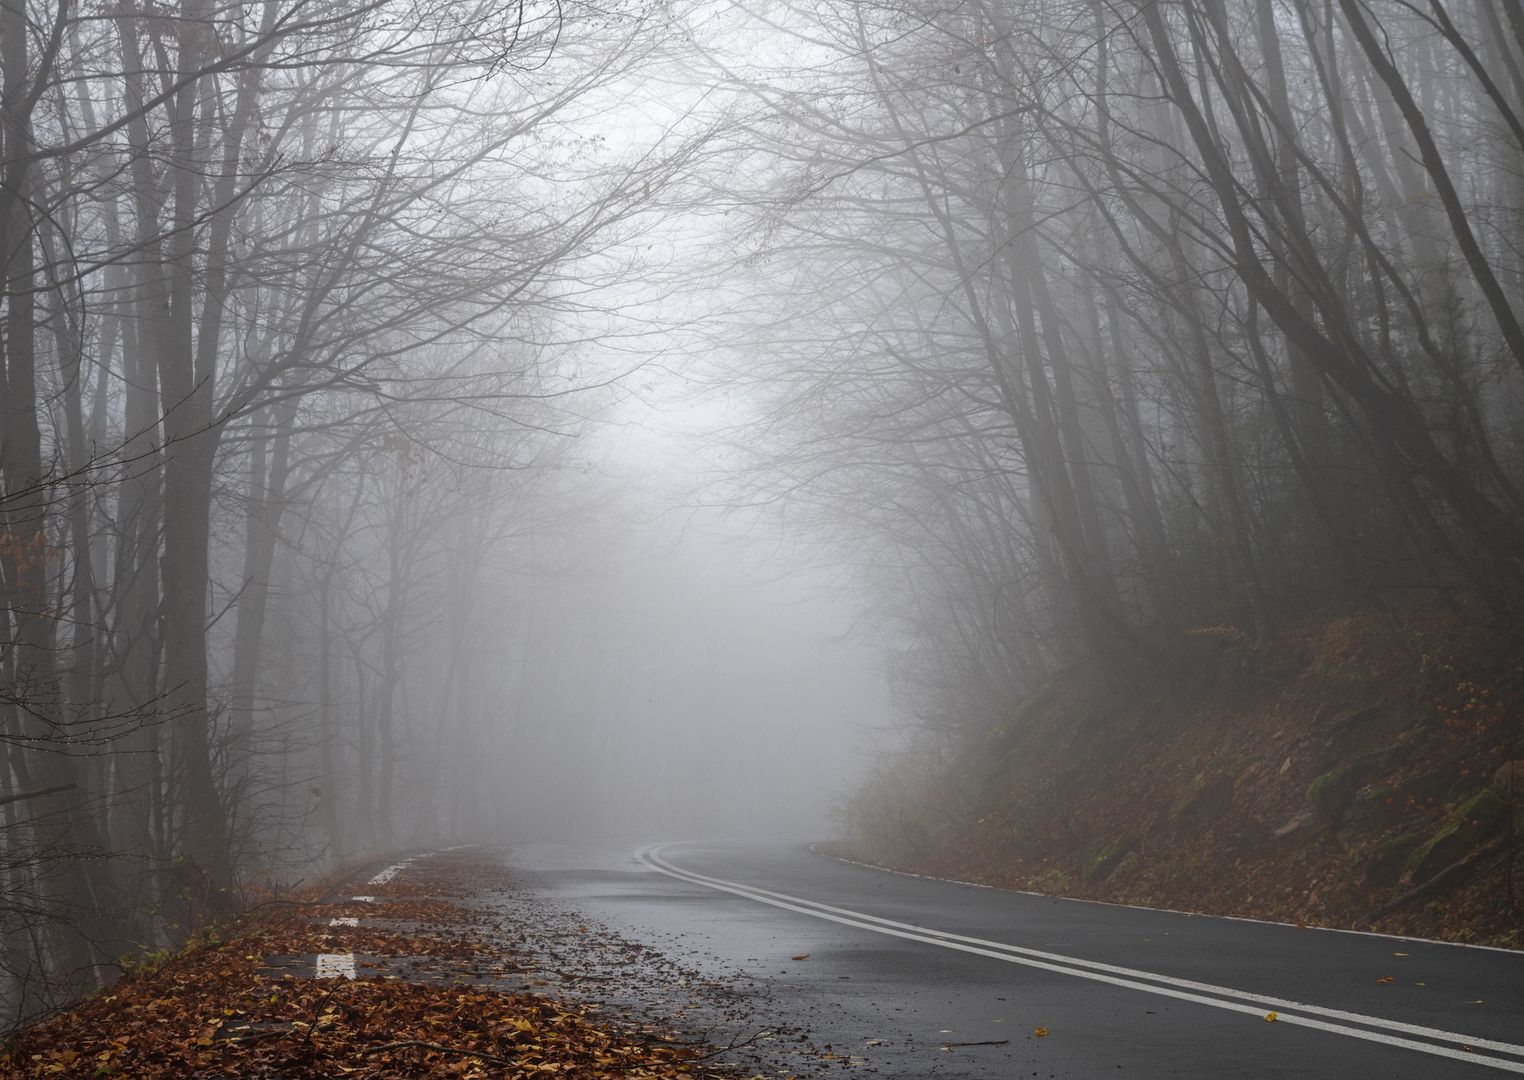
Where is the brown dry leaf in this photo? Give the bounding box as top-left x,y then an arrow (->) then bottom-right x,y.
0,852 -> 730,1080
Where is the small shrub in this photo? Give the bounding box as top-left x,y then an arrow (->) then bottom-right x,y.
1029,868 -> 1073,895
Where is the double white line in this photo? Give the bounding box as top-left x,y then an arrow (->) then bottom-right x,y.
639,844 -> 1524,1073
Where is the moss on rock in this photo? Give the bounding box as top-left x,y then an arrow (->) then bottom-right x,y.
1171,771 -> 1235,827
1366,832 -> 1424,887
1404,788 -> 1507,885
1086,832 -> 1140,884
1346,783 -> 1403,832
1307,763 -> 1364,828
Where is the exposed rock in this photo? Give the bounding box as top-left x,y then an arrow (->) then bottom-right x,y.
1493,760 -> 1524,798
1307,758 -> 1382,831
1085,833 -> 1139,884
1398,767 -> 1459,810
1373,834 -> 1507,921
1493,761 -> 1524,833
1382,723 -> 1432,769
1345,783 -> 1403,833
1405,788 -> 1508,885
1366,832 -> 1424,887
1332,704 -> 1383,730
1271,810 -> 1318,850
1171,771 -> 1235,833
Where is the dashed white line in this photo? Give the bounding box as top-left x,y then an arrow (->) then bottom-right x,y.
315,952 -> 356,980
368,860 -> 411,885
641,844 -> 1524,1074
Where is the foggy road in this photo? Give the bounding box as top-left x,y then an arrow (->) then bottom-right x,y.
510,840 -> 1524,1079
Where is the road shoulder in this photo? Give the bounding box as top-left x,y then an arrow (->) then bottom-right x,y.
2,848 -> 748,1079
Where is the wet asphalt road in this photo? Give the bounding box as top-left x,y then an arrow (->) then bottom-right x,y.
505,839 -> 1524,1079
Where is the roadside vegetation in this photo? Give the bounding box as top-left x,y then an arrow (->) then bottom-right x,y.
835,604 -> 1523,946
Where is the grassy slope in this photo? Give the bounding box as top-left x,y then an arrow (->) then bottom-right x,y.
838,604 -> 1524,947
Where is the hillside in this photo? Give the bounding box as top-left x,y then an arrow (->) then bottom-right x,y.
836,604 -> 1524,948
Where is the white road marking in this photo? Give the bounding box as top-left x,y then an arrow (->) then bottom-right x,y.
814,845 -> 1524,956
315,952 -> 356,979
368,860 -> 411,885
328,917 -> 358,927
350,895 -> 376,903
641,844 -> 1524,1074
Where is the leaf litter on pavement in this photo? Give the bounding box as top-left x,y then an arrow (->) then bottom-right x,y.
1,850 -> 743,1079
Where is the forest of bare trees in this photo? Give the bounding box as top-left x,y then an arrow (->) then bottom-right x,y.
3,0 -> 1522,1029
0,0 -> 705,1020
692,0 -> 1524,732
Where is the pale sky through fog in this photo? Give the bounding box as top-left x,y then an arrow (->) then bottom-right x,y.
480,383 -> 891,842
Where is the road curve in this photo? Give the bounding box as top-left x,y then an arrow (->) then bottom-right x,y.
510,839 -> 1524,1078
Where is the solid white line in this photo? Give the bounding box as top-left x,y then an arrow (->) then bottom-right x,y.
641,844 -> 1524,1073
814,845 -> 1524,957
350,895 -> 376,903
314,952 -> 356,979
328,916 -> 358,927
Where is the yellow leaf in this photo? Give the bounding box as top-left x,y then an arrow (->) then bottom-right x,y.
1265,1012 -> 1279,1022
1034,1027 -> 1049,1037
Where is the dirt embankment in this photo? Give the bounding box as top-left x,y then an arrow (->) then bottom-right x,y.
836,604 -> 1524,948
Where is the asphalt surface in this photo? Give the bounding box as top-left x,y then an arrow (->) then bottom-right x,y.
505,838 -> 1524,1078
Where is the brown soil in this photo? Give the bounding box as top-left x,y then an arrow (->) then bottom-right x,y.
836,602 -> 1524,948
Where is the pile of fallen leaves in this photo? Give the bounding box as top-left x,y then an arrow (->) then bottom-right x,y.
2,851 -> 728,1078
